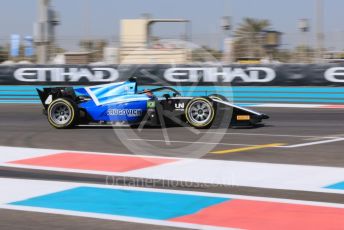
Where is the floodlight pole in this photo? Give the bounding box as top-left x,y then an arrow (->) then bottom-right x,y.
35,0 -> 59,64
316,0 -> 324,62
35,0 -> 49,64
222,0 -> 233,63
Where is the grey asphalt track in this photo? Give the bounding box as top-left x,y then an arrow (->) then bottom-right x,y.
1,104 -> 344,229
1,104 -> 344,166
0,209 -> 183,230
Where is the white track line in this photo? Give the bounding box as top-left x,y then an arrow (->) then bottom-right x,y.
281,138 -> 344,148
0,145 -> 184,162
245,103 -> 344,109
0,146 -> 58,162
201,132 -> 344,148
248,103 -> 325,108
202,132 -> 338,139
128,139 -> 255,147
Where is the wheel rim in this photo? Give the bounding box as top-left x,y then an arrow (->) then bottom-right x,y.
188,100 -> 213,125
50,102 -> 72,125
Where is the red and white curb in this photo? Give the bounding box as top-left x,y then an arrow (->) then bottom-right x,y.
0,145 -> 343,194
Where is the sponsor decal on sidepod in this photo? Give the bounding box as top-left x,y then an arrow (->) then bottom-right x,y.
107,109 -> 142,117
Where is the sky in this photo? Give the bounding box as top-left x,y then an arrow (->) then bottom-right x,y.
0,0 -> 344,50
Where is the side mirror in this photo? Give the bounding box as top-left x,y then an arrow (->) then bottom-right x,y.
163,94 -> 170,99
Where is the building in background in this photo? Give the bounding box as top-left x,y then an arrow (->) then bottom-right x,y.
24,36 -> 34,58
10,35 -> 20,58
34,0 -> 60,64
119,18 -> 191,64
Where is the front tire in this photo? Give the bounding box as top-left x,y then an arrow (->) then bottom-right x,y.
47,98 -> 79,129
185,98 -> 215,128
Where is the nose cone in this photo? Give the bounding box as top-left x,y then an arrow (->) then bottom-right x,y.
261,114 -> 270,119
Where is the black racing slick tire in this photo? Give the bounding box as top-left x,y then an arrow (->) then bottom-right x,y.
185,97 -> 215,128
47,98 -> 79,129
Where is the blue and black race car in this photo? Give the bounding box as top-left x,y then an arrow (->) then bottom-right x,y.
37,78 -> 269,129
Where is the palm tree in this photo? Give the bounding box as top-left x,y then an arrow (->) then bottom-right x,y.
233,18 -> 270,59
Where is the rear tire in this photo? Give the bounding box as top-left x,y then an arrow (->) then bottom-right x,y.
47,98 -> 79,129
185,98 -> 215,128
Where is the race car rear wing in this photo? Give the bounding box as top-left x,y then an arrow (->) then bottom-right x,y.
37,87 -> 77,109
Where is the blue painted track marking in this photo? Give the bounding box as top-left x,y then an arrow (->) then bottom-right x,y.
232,98 -> 344,103
10,186 -> 229,220
0,86 -> 83,91
325,181 -> 344,190
0,100 -> 40,104
0,96 -> 39,99
0,92 -> 40,96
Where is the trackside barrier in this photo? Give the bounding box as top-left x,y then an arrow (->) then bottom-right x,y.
1,64 -> 344,104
